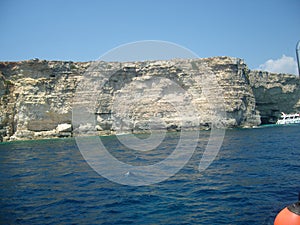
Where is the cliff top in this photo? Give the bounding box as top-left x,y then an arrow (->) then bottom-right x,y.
1,56 -> 298,78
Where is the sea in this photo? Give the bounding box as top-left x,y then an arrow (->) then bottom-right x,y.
0,125 -> 299,225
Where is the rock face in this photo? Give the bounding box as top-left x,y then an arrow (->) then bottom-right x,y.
249,71 -> 300,124
0,60 -> 88,141
0,57 -> 299,141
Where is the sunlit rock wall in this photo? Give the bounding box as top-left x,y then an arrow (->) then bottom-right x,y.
0,57 -> 298,141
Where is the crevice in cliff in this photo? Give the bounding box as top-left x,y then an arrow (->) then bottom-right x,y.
0,78 -> 16,141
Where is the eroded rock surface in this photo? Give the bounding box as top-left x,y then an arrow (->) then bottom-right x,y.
249,70 -> 300,124
0,57 -> 299,141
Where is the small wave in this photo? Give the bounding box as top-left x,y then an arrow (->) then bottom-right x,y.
57,198 -> 85,205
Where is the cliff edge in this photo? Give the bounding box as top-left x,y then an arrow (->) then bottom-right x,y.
0,57 -> 299,142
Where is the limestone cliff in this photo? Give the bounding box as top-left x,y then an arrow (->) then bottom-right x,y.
249,70 -> 300,124
0,57 -> 299,141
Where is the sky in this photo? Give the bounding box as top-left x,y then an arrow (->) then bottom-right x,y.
0,0 -> 299,74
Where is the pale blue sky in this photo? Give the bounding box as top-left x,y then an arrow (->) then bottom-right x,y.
1,0 -> 299,72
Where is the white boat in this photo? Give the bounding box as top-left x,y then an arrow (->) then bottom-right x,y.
276,112 -> 300,125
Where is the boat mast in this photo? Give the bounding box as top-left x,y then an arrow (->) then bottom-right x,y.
297,40 -> 300,76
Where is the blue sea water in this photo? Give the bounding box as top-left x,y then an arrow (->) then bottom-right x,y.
0,125 -> 299,225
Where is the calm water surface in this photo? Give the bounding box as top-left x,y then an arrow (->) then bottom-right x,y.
0,126 -> 299,224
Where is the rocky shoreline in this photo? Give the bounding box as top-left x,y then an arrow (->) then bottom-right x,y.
0,57 -> 299,142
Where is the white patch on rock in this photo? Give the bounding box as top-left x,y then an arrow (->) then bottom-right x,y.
56,123 -> 72,132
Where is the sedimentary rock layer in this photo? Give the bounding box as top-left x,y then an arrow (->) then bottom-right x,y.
0,57 -> 299,141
